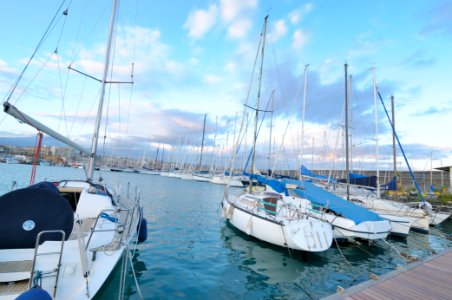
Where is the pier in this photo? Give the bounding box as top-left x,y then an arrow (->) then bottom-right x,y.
324,249 -> 452,299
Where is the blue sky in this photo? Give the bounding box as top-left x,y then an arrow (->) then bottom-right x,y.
0,0 -> 451,172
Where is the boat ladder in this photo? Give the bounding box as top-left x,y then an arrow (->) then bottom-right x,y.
29,230 -> 66,297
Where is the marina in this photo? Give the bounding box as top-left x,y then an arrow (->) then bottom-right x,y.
1,163 -> 451,299
0,1 -> 451,298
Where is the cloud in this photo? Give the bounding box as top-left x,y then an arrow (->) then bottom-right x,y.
219,0 -> 257,23
0,59 -> 16,75
420,1 -> 452,36
203,74 -> 222,84
268,19 -> 288,42
288,3 -> 314,25
227,18 -> 252,39
413,105 -> 452,117
183,4 -> 219,39
292,29 -> 308,50
401,50 -> 435,68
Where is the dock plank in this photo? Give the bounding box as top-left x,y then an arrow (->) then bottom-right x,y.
324,249 -> 452,300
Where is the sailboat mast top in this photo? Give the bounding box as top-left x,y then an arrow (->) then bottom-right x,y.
372,67 -> 380,198
300,64 -> 309,179
87,0 -> 119,181
251,15 -> 268,175
391,95 -> 397,201
344,63 -> 350,201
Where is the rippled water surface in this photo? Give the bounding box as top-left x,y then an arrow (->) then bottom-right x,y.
1,163 -> 451,299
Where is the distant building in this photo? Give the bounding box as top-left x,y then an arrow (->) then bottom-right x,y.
435,165 -> 452,193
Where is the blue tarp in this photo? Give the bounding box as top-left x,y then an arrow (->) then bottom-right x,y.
381,176 -> 397,191
281,179 -> 384,224
248,173 -> 288,194
300,165 -> 337,183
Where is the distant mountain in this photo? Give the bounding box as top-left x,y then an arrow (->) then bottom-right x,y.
0,135 -> 67,147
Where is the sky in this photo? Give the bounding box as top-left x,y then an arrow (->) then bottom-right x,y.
0,0 -> 451,173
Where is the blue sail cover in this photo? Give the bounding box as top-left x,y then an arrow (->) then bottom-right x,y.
300,165 -> 337,183
282,179 -> 384,224
381,176 -> 397,191
338,173 -> 377,188
249,174 -> 288,194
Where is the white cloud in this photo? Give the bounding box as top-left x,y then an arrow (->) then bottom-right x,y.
184,4 -> 219,39
289,3 -> 314,24
228,18 -> 252,39
220,0 -> 257,22
292,29 -> 308,50
203,74 -> 222,84
0,59 -> 16,74
268,19 -> 288,42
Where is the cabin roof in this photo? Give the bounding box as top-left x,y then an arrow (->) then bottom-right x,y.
434,166 -> 452,173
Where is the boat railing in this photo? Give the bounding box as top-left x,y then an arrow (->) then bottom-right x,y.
30,230 -> 66,297
85,205 -> 137,254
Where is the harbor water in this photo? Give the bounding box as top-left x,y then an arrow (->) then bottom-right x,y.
1,163 -> 451,299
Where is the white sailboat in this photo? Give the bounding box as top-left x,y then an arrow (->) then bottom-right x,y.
222,16 -> 333,253
290,64 -> 391,241
0,1 -> 147,299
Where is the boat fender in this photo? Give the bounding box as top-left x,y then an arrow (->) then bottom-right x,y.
16,287 -> 52,300
137,216 -> 148,242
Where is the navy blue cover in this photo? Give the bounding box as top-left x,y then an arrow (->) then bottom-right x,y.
0,182 -> 74,249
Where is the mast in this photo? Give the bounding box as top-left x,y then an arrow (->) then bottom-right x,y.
349,74 -> 353,173
250,15 -> 268,176
154,144 -> 160,169
372,67 -> 380,198
391,95 -> 397,200
87,0 -> 119,181
268,90 -> 274,174
344,63 -> 350,200
198,113 -> 207,169
300,64 -> 309,179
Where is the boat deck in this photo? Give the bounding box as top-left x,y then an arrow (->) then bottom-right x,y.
323,249 -> 452,299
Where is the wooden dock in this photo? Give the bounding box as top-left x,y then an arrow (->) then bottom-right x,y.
323,249 -> 452,300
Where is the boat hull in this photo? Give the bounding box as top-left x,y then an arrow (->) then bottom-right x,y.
222,195 -> 333,252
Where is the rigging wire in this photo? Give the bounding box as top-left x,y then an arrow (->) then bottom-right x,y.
0,1 -> 69,127
3,0 -> 69,104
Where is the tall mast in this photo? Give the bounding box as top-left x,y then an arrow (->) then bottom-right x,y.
300,64 -> 309,179
372,67 -> 380,198
344,63 -> 350,200
154,144 -> 160,169
391,95 -> 397,201
349,74 -> 353,173
250,15 -> 268,175
87,0 -> 119,181
268,90 -> 275,174
198,113 -> 207,169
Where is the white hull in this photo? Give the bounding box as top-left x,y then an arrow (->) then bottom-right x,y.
429,210 -> 451,226
275,192 -> 392,241
210,175 -> 244,187
222,193 -> 333,252
378,214 -> 412,237
0,180 -> 141,299
349,196 -> 430,233
192,173 -> 212,182
308,210 -> 391,240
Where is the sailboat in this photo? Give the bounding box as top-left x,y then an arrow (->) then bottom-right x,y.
288,64 -> 392,241
0,1 -> 147,299
339,70 -> 433,234
222,16 -> 333,253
